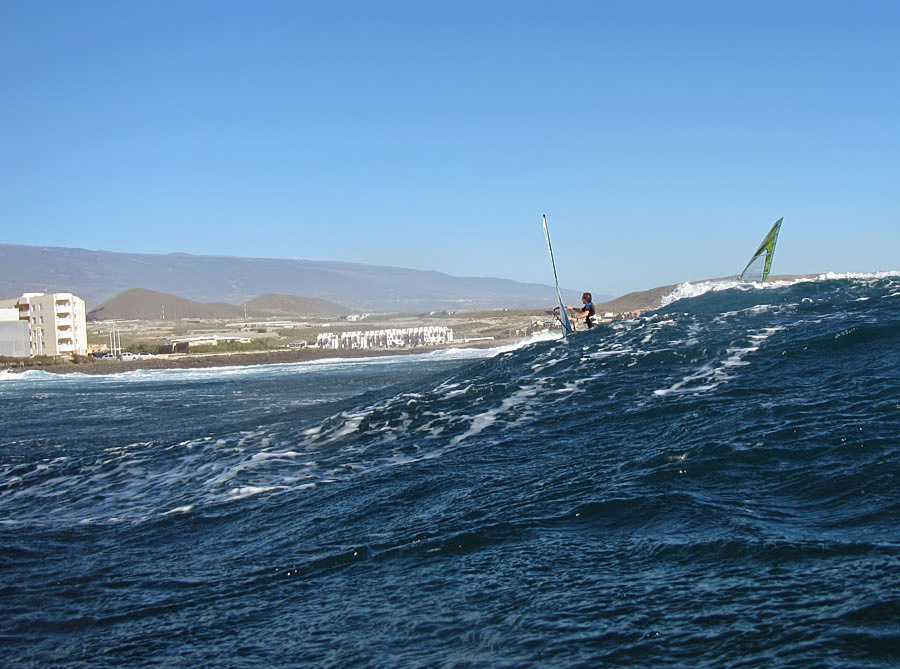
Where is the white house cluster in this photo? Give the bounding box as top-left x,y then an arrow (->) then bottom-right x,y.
316,326 -> 454,350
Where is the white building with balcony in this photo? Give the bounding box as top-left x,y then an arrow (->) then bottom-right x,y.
14,292 -> 88,357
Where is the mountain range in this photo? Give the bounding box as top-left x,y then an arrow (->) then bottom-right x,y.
0,243 -> 596,312
87,289 -> 349,321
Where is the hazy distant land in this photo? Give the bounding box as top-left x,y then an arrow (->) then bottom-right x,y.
0,243 -> 598,312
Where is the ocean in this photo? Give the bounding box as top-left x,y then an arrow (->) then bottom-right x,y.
1,273 -> 898,667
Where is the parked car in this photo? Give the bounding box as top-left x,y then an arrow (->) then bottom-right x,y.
120,352 -> 137,361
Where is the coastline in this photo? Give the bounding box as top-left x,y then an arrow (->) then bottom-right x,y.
4,338 -> 518,376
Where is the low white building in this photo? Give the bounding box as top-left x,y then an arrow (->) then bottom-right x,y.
317,326 -> 454,350
13,292 -> 89,357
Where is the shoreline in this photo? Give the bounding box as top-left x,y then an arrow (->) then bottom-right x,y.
3,338 -> 519,376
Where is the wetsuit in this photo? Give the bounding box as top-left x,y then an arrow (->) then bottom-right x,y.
581,301 -> 596,328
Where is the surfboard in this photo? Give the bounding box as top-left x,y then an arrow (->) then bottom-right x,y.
542,215 -> 572,336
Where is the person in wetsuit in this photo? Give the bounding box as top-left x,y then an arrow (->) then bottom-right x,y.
568,292 -> 596,329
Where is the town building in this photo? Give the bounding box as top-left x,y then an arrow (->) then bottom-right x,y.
3,292 -> 89,357
158,334 -> 253,354
0,301 -> 30,357
316,326 -> 454,350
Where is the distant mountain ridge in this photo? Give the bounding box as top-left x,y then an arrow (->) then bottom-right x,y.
0,243 -> 593,312
87,289 -> 349,321
88,283 -> 675,321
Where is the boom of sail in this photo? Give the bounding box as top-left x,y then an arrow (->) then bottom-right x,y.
739,217 -> 784,282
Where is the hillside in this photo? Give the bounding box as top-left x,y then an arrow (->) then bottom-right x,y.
84,279 -> 698,323
88,289 -> 244,321
243,293 -> 348,317
87,289 -> 349,321
593,284 -> 678,313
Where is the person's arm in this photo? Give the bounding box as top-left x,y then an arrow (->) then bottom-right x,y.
568,307 -> 588,320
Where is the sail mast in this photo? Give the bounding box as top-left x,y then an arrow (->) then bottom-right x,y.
542,215 -> 572,335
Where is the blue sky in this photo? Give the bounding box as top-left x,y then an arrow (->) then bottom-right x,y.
2,1 -> 898,297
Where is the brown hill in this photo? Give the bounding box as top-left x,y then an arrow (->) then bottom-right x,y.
88,288 -> 348,321
594,284 -> 678,314
88,289 -> 245,321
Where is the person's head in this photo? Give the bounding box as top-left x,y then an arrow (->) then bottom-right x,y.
582,292 -> 592,302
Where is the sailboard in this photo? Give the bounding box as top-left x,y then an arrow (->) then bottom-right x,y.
739,217 -> 784,282
542,215 -> 572,335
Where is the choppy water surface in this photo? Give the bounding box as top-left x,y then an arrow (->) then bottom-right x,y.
2,274 -> 899,667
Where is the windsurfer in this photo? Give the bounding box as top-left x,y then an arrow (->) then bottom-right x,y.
568,293 -> 596,329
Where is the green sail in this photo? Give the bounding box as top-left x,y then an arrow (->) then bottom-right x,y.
739,217 -> 784,282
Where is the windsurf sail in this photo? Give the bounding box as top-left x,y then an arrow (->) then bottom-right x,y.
739,217 -> 784,282
542,215 -> 572,335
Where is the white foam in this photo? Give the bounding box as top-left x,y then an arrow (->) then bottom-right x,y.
652,361 -> 723,397
449,384 -> 541,446
434,382 -> 474,399
548,379 -> 586,395
653,326 -> 782,398
163,505 -> 195,515
0,368 -> 56,383
225,485 -> 285,500
249,450 -> 304,461
325,411 -> 368,442
414,411 -> 452,437
817,270 -> 900,281
661,271 -> 900,308
661,278 -> 801,307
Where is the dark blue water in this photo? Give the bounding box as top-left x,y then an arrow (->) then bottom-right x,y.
2,274 -> 899,667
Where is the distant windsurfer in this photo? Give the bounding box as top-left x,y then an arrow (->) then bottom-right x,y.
568,292 -> 596,329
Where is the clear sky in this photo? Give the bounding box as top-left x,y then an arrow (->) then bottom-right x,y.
2,1 -> 898,297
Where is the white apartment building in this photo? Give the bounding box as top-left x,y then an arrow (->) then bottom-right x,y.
14,292 -> 89,357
